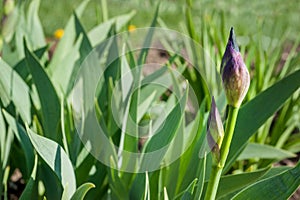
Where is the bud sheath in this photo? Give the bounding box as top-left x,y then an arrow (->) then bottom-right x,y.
207,97 -> 224,162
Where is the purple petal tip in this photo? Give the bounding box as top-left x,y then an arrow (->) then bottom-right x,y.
229,27 -> 239,52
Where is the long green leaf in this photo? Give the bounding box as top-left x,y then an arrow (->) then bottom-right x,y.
195,155 -> 207,199
74,14 -> 94,94
130,86 -> 188,199
1,128 -> 14,172
232,162 -> 300,200
218,167 -> 292,200
144,172 -> 150,200
137,3 -> 160,65
0,107 -> 6,165
26,0 -> 45,47
14,46 -> 48,80
117,47 -> 138,172
226,69 -> 300,171
140,84 -> 188,170
88,11 -> 136,46
0,59 -> 31,124
237,143 -> 296,160
2,110 -> 34,177
51,34 -> 82,96
216,167 -> 270,199
175,99 -> 207,195
26,127 -> 76,198
51,12 -> 93,97
39,161 -> 63,199
24,41 -> 60,141
48,0 -> 90,74
74,148 -> 95,185
19,155 -> 38,200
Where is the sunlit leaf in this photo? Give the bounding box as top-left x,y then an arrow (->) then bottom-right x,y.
27,127 -> 76,198
48,0 -> 90,74
0,59 -> 31,124
88,11 -> 136,46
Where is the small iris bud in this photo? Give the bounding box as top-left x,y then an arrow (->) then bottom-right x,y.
221,27 -> 250,108
207,97 -> 224,162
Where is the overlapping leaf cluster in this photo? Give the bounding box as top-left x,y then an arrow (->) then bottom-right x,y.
0,0 -> 299,199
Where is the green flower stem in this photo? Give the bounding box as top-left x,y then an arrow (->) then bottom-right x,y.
205,105 -> 239,200
0,167 -> 2,198
205,164 -> 222,200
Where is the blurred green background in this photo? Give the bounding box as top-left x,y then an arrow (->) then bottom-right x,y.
31,0 -> 300,41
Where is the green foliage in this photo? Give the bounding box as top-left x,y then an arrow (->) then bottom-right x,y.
27,127 -> 76,198
70,182 -> 95,200
232,162 -> 300,200
0,0 -> 299,199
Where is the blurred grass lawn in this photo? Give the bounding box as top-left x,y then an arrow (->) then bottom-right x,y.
0,0 -> 297,40
37,0 -> 300,41
38,0 -> 187,36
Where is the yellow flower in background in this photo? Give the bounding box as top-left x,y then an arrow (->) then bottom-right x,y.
54,29 -> 64,39
0,36 -> 3,52
128,25 -> 136,32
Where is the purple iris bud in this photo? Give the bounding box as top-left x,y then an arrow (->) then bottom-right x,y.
207,97 -> 224,162
221,27 -> 250,108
